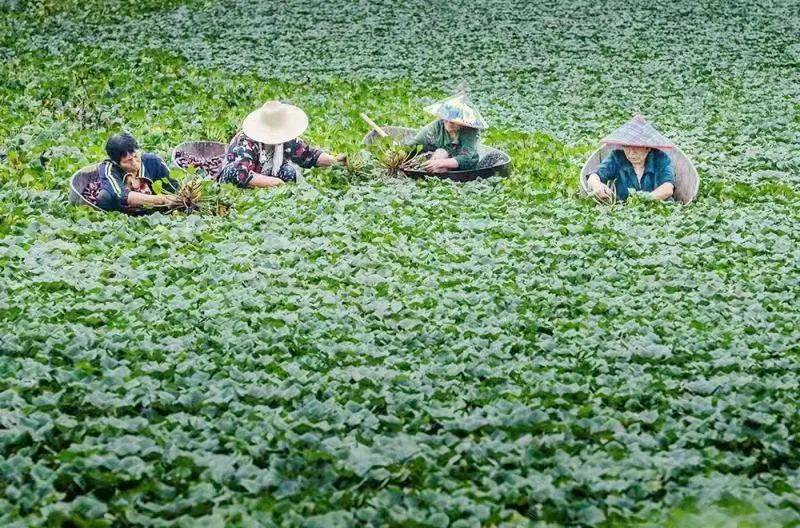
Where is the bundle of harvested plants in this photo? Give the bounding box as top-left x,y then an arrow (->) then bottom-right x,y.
156,176 -> 234,216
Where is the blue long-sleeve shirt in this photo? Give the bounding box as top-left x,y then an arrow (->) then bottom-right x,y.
595,149 -> 674,201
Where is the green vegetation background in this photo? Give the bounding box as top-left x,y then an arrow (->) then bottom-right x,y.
1,0 -> 799,526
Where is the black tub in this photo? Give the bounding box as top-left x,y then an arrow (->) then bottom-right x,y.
363,126 -> 511,182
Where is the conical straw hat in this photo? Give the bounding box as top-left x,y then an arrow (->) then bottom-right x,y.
601,115 -> 674,149
424,91 -> 488,130
242,101 -> 309,145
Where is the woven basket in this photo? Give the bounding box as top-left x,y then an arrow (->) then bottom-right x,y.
580,146 -> 699,204
362,125 -> 510,182
68,164 -> 103,211
171,140 -> 227,171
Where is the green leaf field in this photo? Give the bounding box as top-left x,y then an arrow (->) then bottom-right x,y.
1,0 -> 800,526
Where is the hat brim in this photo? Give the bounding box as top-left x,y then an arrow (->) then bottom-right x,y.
242,105 -> 309,145
427,113 -> 486,130
424,102 -> 488,130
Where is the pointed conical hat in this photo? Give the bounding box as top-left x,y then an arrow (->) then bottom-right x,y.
423,92 -> 488,130
601,115 -> 674,149
242,101 -> 308,145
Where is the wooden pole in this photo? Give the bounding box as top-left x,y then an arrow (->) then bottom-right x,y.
359,113 -> 388,138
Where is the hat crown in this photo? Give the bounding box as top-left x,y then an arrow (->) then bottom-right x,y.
259,101 -> 289,126
242,100 -> 308,145
601,115 -> 674,149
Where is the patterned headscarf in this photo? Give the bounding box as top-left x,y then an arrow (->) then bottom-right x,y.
258,143 -> 284,177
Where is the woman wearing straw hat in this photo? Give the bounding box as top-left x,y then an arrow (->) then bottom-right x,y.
586,115 -> 675,202
405,91 -> 487,173
218,101 -> 343,188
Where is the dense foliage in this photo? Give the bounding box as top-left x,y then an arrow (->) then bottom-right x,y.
1,1 -> 800,526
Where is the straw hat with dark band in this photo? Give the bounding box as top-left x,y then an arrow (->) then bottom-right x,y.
242,101 -> 309,145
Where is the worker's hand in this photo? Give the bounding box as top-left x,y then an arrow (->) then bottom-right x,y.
158,194 -> 178,206
334,153 -> 347,165
591,181 -> 613,200
421,158 -> 451,173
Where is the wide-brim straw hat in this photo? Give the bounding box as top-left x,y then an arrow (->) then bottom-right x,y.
601,114 -> 675,149
242,101 -> 308,145
424,91 -> 488,130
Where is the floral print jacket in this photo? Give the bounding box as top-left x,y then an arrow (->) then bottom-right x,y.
218,131 -> 324,187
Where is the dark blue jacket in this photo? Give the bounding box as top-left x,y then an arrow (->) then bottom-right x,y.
95,153 -> 172,212
596,149 -> 674,201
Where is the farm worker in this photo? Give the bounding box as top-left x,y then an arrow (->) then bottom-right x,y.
218,101 -> 344,188
95,132 -> 177,212
405,91 -> 486,173
586,115 -> 675,201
